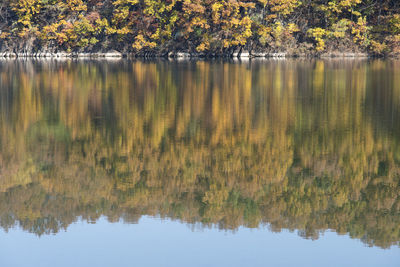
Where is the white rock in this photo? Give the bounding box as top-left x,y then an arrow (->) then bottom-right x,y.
104,51 -> 122,58
77,53 -> 90,58
251,52 -> 266,57
232,52 -> 240,58
269,53 -> 286,58
176,52 -> 190,58
239,51 -> 250,58
60,52 -> 70,58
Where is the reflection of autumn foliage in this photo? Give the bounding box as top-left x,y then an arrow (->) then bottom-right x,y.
1,1 -> 400,54
0,60 -> 399,248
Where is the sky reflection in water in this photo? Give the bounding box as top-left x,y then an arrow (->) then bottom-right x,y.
1,216 -> 399,267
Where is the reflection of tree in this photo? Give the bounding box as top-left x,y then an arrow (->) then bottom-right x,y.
0,60 -> 399,248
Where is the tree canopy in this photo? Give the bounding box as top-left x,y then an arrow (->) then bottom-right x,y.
0,0 -> 400,55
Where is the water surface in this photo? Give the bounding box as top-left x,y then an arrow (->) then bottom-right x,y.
0,59 -> 399,266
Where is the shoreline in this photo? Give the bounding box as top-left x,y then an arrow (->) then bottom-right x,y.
0,51 -> 392,59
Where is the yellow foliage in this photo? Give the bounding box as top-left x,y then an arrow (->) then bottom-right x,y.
308,28 -> 327,51
351,17 -> 370,48
11,0 -> 42,28
269,0 -> 301,16
369,40 -> 387,55
132,34 -> 157,51
196,40 -> 210,52
1,0 -> 399,55
0,32 -> 10,39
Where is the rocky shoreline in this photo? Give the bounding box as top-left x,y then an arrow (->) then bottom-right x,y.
0,50 -> 378,59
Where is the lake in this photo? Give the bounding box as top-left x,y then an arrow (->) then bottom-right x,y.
0,59 -> 399,266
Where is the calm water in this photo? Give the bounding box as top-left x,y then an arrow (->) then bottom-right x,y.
0,59 -> 399,266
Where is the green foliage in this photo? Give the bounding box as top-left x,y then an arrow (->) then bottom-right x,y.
329,19 -> 350,39
390,15 -> 400,34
